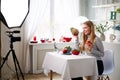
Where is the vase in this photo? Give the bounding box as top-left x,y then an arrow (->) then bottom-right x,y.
100,33 -> 105,41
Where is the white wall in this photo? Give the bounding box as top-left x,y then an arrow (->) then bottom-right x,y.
1,23 -> 11,79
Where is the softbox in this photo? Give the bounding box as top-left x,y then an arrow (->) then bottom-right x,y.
0,0 -> 30,28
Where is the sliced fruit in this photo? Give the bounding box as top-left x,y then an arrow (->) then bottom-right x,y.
70,27 -> 79,36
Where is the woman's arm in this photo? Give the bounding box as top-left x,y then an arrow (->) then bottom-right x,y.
91,37 -> 104,57
75,36 -> 80,50
74,32 -> 83,50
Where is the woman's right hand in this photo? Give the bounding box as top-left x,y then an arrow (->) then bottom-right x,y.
70,27 -> 79,36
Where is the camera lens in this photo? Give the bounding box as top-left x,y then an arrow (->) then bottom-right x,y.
11,37 -> 21,42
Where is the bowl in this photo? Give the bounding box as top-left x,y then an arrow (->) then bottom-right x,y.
40,39 -> 45,43
72,50 -> 80,55
63,37 -> 72,42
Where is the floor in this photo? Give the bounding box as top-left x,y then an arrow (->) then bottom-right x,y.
12,72 -> 62,80
9,72 -> 87,80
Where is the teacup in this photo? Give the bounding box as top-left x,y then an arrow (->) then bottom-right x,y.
109,34 -> 116,42
40,39 -> 45,43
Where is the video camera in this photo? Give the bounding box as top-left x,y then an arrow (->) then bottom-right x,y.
6,30 -> 21,43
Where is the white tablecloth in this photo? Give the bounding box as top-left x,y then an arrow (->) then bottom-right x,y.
42,52 -> 98,80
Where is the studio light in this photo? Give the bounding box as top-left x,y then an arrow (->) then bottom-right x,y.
0,0 -> 30,28
0,0 -> 30,80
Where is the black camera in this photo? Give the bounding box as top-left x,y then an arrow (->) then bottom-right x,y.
10,36 -> 21,42
6,30 -> 21,42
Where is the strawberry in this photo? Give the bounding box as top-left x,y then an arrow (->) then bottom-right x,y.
62,48 -> 68,53
65,46 -> 72,52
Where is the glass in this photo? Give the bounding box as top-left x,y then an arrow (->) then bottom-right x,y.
33,36 -> 37,41
81,51 -> 87,56
53,42 -> 60,53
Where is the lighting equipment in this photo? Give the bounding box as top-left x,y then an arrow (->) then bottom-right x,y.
0,30 -> 24,80
0,0 -> 30,80
0,0 -> 30,28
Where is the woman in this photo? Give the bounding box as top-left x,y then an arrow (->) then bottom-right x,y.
71,20 -> 104,80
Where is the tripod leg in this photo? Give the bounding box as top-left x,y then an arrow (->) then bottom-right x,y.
0,50 -> 11,69
12,50 -> 25,80
12,51 -> 19,80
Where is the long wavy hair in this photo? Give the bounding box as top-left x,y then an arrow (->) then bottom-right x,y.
80,21 -> 96,51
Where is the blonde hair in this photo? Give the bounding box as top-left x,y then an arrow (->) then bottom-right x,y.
80,21 -> 96,51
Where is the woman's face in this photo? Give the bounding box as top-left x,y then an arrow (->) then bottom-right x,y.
82,24 -> 91,35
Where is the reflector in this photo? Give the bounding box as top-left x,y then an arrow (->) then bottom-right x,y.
0,0 -> 30,28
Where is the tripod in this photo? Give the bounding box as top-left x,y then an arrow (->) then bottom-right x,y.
0,33 -> 24,80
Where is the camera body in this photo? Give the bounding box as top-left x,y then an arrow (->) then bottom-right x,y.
10,35 -> 21,42
6,30 -> 21,43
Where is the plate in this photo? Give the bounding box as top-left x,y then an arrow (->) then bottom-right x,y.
62,52 -> 71,55
30,41 -> 38,43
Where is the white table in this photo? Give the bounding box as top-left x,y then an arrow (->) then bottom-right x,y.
42,52 -> 98,80
29,42 -> 75,73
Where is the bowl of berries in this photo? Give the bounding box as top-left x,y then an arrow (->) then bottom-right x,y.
63,37 -> 72,42
72,49 -> 80,55
62,46 -> 72,55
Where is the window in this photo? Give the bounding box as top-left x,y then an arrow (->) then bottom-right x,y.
32,0 -> 80,41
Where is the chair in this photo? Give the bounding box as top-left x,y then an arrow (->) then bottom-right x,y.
98,50 -> 115,80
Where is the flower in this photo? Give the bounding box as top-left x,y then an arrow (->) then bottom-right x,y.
96,22 -> 111,34
116,7 -> 120,13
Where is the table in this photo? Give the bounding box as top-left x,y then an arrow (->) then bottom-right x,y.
42,52 -> 98,80
29,42 -> 75,73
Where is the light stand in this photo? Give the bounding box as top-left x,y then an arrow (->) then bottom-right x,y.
0,31 -> 24,80
0,0 -> 30,79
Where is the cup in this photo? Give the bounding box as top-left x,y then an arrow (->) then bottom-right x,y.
109,34 -> 116,42
40,39 -> 45,43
